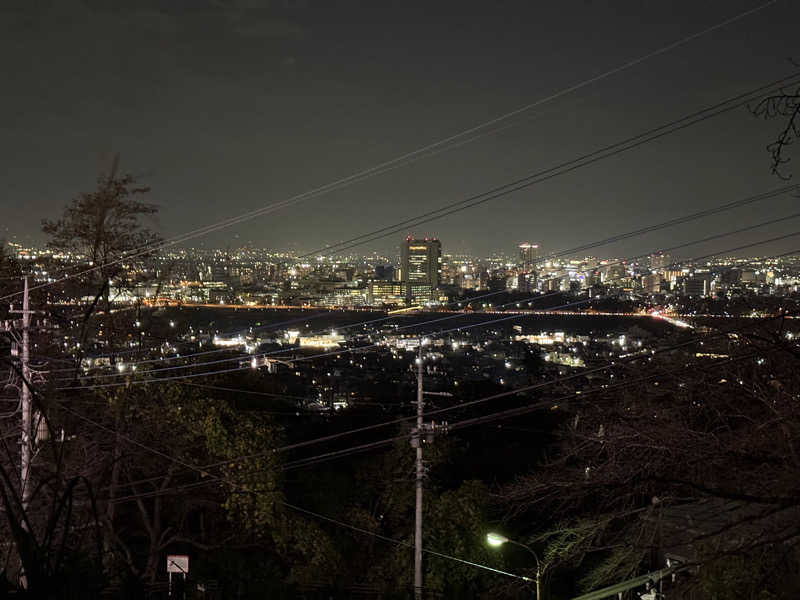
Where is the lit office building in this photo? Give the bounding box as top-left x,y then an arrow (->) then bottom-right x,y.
641,273 -> 662,294
683,277 -> 710,297
649,252 -> 672,270
368,281 -> 405,306
401,236 -> 442,304
518,242 -> 540,269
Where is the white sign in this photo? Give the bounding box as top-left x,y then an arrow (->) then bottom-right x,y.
166,555 -> 189,574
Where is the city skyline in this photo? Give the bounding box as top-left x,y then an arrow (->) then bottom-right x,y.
6,234 -> 797,264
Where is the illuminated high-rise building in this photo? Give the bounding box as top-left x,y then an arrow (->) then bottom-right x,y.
518,242 -> 540,269
683,277 -> 709,297
401,236 -> 442,304
641,273 -> 662,294
649,252 -> 672,271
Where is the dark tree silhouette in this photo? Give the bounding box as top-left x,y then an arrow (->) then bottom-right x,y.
0,243 -> 22,317
501,315 -> 800,596
41,168 -> 159,282
751,80 -> 800,179
41,162 -> 162,363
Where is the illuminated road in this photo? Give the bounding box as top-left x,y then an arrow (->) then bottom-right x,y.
150,300 -> 658,319
144,300 -> 794,324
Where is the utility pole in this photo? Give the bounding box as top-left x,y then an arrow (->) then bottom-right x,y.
21,277 -> 31,514
410,338 -> 451,599
3,276 -> 52,589
414,339 -> 424,600
9,278 -> 33,515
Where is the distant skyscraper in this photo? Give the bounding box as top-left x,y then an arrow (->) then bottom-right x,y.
401,236 -> 442,304
649,252 -> 672,270
683,276 -> 710,297
641,273 -> 662,294
518,242 -> 540,269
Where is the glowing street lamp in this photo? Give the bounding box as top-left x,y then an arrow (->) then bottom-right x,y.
486,532 -> 508,547
486,532 -> 542,600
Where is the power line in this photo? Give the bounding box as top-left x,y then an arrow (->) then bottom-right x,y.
279,352 -> 752,471
81,183 -> 800,382
305,76 -> 800,258
38,219 -> 800,494
0,0 -> 779,303
58,342 -> 788,594
70,352 -> 788,581
45,380 -> 522,585
280,501 -> 534,583
42,287 -> 512,375
178,382 -> 312,402
52,218 -> 800,387
66,321 -> 727,496
49,242 -> 800,392
279,305 -> 796,471
22,73 -> 800,381
45,178 -> 799,379
107,333 -> 786,497
37,68 -> 798,381
103,300 -> 798,495
35,128 -> 800,380
279,328 -> 789,471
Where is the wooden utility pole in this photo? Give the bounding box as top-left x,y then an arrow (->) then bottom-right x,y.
411,338 -> 451,599
414,339 -> 424,600
9,278 -> 33,513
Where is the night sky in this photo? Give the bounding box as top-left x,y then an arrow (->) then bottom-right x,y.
2,0 -> 799,258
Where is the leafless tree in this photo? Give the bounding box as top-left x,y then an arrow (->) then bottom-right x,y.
501,315 -> 800,596
751,78 -> 800,180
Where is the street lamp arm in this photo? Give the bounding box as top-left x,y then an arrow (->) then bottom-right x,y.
486,532 -> 543,600
507,539 -> 541,574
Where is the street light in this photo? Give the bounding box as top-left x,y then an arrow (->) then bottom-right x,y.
486,532 -> 542,600
486,532 -> 509,547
